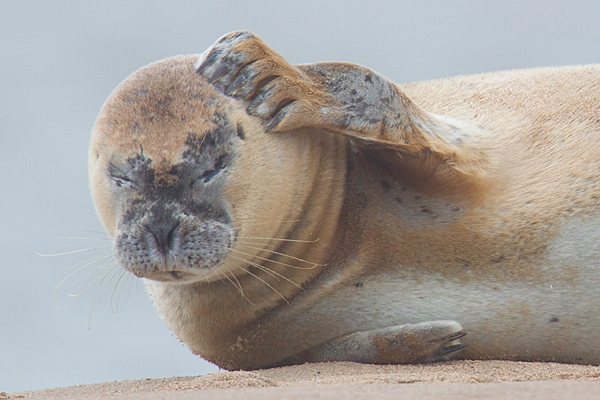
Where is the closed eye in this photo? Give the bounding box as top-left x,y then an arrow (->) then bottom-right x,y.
198,154 -> 228,183
109,173 -> 134,187
108,166 -> 133,187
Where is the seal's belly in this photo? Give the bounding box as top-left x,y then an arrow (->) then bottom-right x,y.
301,216 -> 600,364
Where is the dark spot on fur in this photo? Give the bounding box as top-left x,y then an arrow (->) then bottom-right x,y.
549,317 -> 559,323
414,195 -> 422,200
451,207 -> 461,212
354,282 -> 364,288
136,88 -> 149,96
132,123 -> 139,133
491,255 -> 505,263
395,197 -> 403,203
364,73 -> 373,83
456,258 -> 471,267
420,207 -> 432,214
236,124 -> 246,140
184,112 -> 234,157
381,180 -> 392,192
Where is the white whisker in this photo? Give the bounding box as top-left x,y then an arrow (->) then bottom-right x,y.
230,247 -> 317,271
228,253 -> 303,291
55,253 -> 114,293
232,264 -> 290,305
236,243 -> 323,267
37,247 -> 112,257
56,236 -> 112,241
237,236 -> 319,244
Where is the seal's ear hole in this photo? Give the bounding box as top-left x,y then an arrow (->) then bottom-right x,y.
236,124 -> 246,140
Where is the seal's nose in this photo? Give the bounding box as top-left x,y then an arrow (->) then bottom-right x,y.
147,222 -> 179,256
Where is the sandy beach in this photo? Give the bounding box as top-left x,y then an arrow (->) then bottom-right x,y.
10,360 -> 600,399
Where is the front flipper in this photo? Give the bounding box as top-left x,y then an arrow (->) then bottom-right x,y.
286,320 -> 466,365
196,31 -> 490,176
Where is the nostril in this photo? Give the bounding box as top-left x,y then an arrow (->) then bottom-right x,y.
149,222 -> 179,255
166,223 -> 178,249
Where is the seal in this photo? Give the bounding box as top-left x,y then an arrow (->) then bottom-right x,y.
90,31 -> 600,370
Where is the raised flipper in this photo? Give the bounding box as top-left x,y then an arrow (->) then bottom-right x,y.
283,320 -> 466,365
196,31 -> 490,176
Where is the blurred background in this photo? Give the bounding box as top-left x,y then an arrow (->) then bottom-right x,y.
2,0 -> 600,393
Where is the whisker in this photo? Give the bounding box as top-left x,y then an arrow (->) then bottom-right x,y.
214,270 -> 227,285
87,264 -> 125,326
58,263 -> 115,310
221,264 -> 243,294
56,236 -> 112,241
111,269 -> 130,314
229,254 -> 280,281
237,236 -> 320,244
75,260 -> 117,292
124,270 -> 136,301
36,247 -> 112,257
227,268 -> 248,301
228,254 -> 303,291
82,230 -> 111,236
223,273 -> 242,294
232,264 -> 290,305
234,240 -> 279,249
62,252 -> 114,270
216,264 -> 255,305
55,253 -> 114,293
234,217 -> 300,223
236,243 -> 323,267
230,247 -> 317,271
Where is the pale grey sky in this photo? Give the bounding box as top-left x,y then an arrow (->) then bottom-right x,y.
2,0 -> 599,393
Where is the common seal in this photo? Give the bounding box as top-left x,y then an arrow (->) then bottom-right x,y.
89,31 -> 600,369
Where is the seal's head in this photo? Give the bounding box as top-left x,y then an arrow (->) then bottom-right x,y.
89,56 -> 337,284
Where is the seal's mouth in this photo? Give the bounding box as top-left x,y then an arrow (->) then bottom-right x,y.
140,270 -> 201,283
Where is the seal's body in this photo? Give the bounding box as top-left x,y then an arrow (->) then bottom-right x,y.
90,31 -> 600,369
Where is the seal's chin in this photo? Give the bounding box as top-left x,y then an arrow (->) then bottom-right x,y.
140,270 -> 204,283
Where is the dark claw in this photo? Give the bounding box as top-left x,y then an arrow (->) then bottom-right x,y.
225,73 -> 248,96
266,108 -> 288,132
440,343 -> 468,355
266,101 -> 297,132
247,90 -> 269,115
209,63 -> 230,84
196,50 -> 220,75
231,30 -> 252,40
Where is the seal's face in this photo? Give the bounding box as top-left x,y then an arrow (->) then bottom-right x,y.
104,123 -> 237,282
90,55 -> 338,287
88,56 -> 257,283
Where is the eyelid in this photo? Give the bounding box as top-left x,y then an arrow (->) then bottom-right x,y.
108,172 -> 134,187
199,154 -> 228,183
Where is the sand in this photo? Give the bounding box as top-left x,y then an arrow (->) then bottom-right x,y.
9,360 -> 600,399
